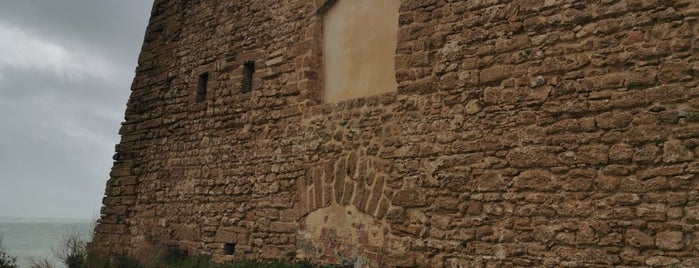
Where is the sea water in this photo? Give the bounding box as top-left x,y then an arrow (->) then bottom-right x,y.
0,218 -> 92,268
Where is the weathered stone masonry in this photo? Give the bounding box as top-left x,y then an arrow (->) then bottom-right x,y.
92,0 -> 699,267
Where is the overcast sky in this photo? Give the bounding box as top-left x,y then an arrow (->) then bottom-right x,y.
0,1 -> 152,220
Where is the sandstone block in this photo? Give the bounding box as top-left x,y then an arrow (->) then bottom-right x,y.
483,87 -> 502,104
620,248 -> 645,264
562,169 -> 596,192
637,203 -> 667,221
596,111 -> 632,130
511,169 -> 555,192
658,60 -> 692,83
479,65 -> 513,85
351,185 -> 370,211
588,74 -> 625,91
685,205 -> 699,222
680,258 -> 699,268
601,165 -> 631,176
646,256 -> 680,267
110,167 -> 131,178
633,144 -> 660,164
270,222 -> 296,234
663,139 -> 693,163
432,197 -> 460,213
609,143 -> 634,163
214,227 -> 250,244
458,70 -> 479,87
506,146 -> 557,168
392,189 -> 426,208
265,56 -> 283,67
637,165 -> 685,180
474,171 -> 507,192
577,144 -> 609,165
656,231 -> 683,250
626,229 -> 654,248
646,84 -> 685,103
599,232 -> 623,246
465,201 -> 482,215
626,67 -> 657,88
464,100 -> 482,114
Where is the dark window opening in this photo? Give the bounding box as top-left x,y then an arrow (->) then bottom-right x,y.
163,245 -> 188,261
241,61 -> 255,94
316,0 -> 338,15
223,242 -> 236,255
196,73 -> 208,102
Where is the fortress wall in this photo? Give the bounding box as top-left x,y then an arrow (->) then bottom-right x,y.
91,0 -> 325,258
92,0 -> 699,267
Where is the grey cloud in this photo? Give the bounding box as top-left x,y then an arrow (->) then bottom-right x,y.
0,0 -> 152,219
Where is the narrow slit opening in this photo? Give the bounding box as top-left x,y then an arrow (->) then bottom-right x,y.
241,61 -> 255,93
196,72 -> 208,102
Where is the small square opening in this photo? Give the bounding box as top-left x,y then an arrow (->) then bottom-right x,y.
223,242 -> 236,255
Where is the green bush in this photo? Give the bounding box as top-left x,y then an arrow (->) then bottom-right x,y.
0,236 -> 17,268
164,257 -> 316,268
28,257 -> 54,268
107,254 -> 145,268
54,231 -> 87,268
89,252 -> 320,268
2,232 -> 324,268
0,251 -> 17,268
84,252 -> 144,268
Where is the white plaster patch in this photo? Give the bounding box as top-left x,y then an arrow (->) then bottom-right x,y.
297,204 -> 388,267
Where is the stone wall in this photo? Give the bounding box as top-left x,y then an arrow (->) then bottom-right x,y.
92,0 -> 699,267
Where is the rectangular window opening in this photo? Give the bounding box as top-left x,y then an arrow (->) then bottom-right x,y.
241,61 -> 255,94
223,242 -> 236,255
196,72 -> 208,103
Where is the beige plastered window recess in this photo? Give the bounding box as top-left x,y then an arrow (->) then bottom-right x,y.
320,0 -> 400,103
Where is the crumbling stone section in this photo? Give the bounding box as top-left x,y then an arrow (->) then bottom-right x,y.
92,0 -> 699,267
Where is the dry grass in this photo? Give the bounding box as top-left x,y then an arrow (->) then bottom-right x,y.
28,257 -> 55,268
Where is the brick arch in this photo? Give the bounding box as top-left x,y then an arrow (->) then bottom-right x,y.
294,147 -> 400,266
296,152 -> 391,220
